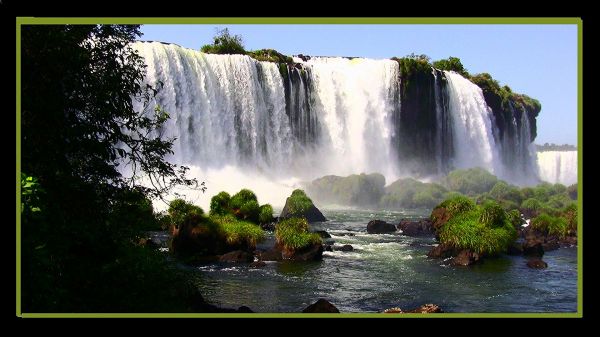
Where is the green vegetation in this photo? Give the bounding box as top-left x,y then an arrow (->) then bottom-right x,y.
168,198 -> 204,228
530,213 -> 569,238
275,217 -> 322,251
307,173 -> 385,207
286,189 -> 316,216
380,178 -> 447,209
200,28 -> 246,54
247,48 -> 293,64
536,143 -> 577,152
432,56 -> 469,78
443,168 -> 499,196
212,214 -> 265,247
435,199 -> 518,255
259,204 -> 274,224
21,25 -> 201,312
209,191 -> 231,216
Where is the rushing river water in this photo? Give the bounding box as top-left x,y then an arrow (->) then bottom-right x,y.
174,208 -> 577,313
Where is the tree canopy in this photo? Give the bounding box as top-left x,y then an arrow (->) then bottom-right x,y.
21,24 -> 200,312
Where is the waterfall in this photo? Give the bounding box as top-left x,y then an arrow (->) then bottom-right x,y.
132,42 -> 544,208
537,151 -> 577,185
444,71 -> 501,174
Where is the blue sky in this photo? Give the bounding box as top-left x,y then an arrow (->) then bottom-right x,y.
140,24 -> 578,145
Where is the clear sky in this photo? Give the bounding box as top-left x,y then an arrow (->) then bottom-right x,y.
140,24 -> 578,146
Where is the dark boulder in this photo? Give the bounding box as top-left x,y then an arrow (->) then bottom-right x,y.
256,249 -> 282,262
397,219 -> 434,236
451,250 -> 481,266
219,250 -> 254,263
367,220 -> 396,234
430,207 -> 452,232
334,244 -> 354,252
279,190 -> 327,223
427,243 -> 457,259
302,299 -> 340,313
324,244 -> 333,252
281,243 -> 324,261
260,222 -> 276,231
526,258 -> 548,269
189,288 -> 254,313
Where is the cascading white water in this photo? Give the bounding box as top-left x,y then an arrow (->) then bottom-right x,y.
133,42 -> 545,209
302,57 -> 401,179
444,71 -> 502,175
537,151 -> 577,185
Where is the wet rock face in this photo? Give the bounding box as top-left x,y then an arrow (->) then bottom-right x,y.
219,250 -> 254,263
367,220 -> 396,234
281,243 -> 324,261
451,250 -> 481,266
302,299 -> 340,313
526,258 -> 548,269
397,219 -> 434,236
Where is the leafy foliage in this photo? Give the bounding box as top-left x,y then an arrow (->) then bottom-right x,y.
247,48 -> 293,63
286,189 -> 316,215
307,173 -> 386,207
209,191 -> 231,216
21,25 -> 201,312
200,28 -> 246,55
211,214 -> 265,247
259,204 -> 274,224
530,213 -> 569,237
443,168 -> 499,196
380,178 -> 447,209
275,217 -> 322,251
432,56 -> 469,77
168,199 -> 204,228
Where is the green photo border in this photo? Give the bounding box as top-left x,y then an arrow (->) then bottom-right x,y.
15,17 -> 583,318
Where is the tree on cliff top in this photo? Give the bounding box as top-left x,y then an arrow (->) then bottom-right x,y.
201,28 -> 246,55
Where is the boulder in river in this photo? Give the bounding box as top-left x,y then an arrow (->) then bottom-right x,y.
334,244 -> 354,252
397,219 -> 434,236
279,189 -> 327,223
302,299 -> 340,313
451,250 -> 481,266
367,220 -> 396,234
219,250 -> 254,263
526,258 -> 548,269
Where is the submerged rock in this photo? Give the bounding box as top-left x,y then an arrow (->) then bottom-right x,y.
219,250 -> 254,263
397,219 -> 434,236
427,243 -> 457,259
256,249 -> 282,262
281,243 -> 324,261
526,258 -> 548,269
302,299 -> 340,313
249,261 -> 266,268
451,250 -> 481,266
334,244 -> 354,252
367,220 -> 396,234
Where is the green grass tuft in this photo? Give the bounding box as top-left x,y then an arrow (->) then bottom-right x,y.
210,214 -> 265,247
286,189 -> 315,216
275,217 -> 322,251
530,213 -> 569,237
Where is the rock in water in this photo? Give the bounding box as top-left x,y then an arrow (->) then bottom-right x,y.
405,304 -> 443,313
279,189 -> 327,223
302,299 -> 340,313
397,219 -> 434,236
526,258 -> 548,269
367,220 -> 396,233
219,250 -> 254,263
451,250 -> 481,266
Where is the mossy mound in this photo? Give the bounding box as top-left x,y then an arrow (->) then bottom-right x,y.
280,189 -> 327,222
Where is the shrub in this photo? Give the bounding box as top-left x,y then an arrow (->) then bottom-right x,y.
209,191 -> 231,216
230,189 -> 258,210
437,195 -> 476,218
479,201 -> 506,228
239,199 -> 260,223
259,204 -> 274,224
521,198 -> 543,211
212,214 -> 265,248
438,208 -> 517,255
443,168 -> 498,196
530,213 -> 568,237
200,28 -> 246,55
167,199 -> 204,228
432,56 -> 469,78
381,178 -> 447,209
286,189 -> 315,215
275,217 -> 322,251
489,181 -> 523,205
545,193 -> 573,209
561,203 -> 577,232
507,209 -> 524,228
247,48 -> 293,64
